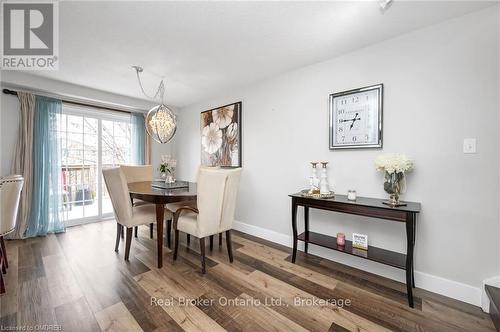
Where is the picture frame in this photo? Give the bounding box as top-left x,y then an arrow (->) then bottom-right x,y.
329,84 -> 383,150
200,101 -> 242,167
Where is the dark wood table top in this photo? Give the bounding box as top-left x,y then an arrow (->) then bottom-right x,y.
128,181 -> 197,204
289,193 -> 421,213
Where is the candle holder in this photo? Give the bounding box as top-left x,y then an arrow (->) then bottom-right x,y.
319,161 -> 330,195
301,161 -> 334,199
336,232 -> 346,246
309,162 -> 320,195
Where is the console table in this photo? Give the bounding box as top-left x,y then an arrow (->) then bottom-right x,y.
289,193 -> 421,308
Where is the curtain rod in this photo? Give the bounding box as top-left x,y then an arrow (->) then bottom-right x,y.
2,88 -> 145,115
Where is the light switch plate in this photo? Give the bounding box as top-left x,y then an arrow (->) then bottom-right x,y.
463,138 -> 477,154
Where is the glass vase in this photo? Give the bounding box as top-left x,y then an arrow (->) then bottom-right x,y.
383,171 -> 407,206
167,163 -> 176,184
165,174 -> 174,184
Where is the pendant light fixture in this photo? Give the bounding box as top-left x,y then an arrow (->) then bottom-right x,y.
379,0 -> 393,11
132,66 -> 177,144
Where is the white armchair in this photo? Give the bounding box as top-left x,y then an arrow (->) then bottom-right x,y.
0,175 -> 24,294
173,167 -> 242,273
120,165 -> 153,184
120,165 -> 155,239
103,167 -> 171,261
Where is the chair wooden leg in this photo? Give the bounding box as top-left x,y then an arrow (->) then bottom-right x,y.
187,234 -> 190,245
219,233 -> 222,246
200,237 -> 206,274
174,229 -> 179,260
0,236 -> 7,269
0,244 -> 5,274
0,268 -> 5,294
226,230 -> 233,263
0,239 -> 5,292
124,227 -> 133,261
134,226 -> 138,238
209,235 -> 214,251
166,219 -> 172,249
115,223 -> 122,252
150,223 -> 154,239
121,226 -> 124,238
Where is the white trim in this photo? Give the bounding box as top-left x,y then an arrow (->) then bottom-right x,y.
232,220 -> 482,307
233,220 -> 292,247
65,215 -> 114,227
97,119 -> 103,217
416,271 -> 481,307
63,104 -> 131,122
60,105 -> 132,225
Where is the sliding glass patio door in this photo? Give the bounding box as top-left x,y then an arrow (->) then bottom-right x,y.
58,105 -> 131,226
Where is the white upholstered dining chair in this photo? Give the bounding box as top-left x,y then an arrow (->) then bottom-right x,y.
0,175 -> 24,294
120,165 -> 155,238
172,167 -> 242,273
103,167 -> 171,260
120,165 -> 154,184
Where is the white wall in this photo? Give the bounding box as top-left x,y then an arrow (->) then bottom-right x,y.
174,6 -> 500,305
0,72 -> 175,177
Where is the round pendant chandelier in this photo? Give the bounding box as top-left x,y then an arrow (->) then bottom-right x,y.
145,104 -> 176,144
133,66 -> 177,144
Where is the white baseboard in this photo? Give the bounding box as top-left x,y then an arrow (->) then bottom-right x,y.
233,220 -> 292,248
232,220 -> 483,308
416,271 -> 481,307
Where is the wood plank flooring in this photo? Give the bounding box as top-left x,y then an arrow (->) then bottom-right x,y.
0,220 -> 495,332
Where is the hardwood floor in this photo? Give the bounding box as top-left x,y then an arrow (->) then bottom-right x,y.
0,220 -> 494,332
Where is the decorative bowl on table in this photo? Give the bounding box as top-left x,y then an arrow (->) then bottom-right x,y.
300,189 -> 334,199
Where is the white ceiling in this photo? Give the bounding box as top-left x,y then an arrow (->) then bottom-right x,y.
29,1 -> 495,108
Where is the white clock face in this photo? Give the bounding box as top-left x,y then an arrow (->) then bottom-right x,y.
330,87 -> 381,148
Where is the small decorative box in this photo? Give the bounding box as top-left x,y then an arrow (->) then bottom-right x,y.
352,233 -> 368,250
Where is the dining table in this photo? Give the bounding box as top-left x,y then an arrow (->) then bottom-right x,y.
128,181 -> 197,268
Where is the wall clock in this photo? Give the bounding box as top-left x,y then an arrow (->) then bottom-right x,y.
329,84 -> 383,150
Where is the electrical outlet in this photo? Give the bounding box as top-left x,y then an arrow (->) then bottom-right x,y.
463,138 -> 476,154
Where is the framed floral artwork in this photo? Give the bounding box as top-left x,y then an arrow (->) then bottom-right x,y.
201,102 -> 242,167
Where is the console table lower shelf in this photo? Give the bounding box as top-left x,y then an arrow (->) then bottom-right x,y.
297,231 -> 406,269
289,193 -> 421,308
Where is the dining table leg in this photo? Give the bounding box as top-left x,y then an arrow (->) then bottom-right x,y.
155,204 -> 165,268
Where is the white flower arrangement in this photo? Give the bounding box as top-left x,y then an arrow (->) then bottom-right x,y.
375,153 -> 413,174
159,155 -> 176,174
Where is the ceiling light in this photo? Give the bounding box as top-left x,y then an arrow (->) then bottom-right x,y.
145,104 -> 176,144
132,66 -> 177,144
379,0 -> 393,11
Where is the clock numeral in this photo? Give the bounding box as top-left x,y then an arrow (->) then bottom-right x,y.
352,136 -> 357,142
